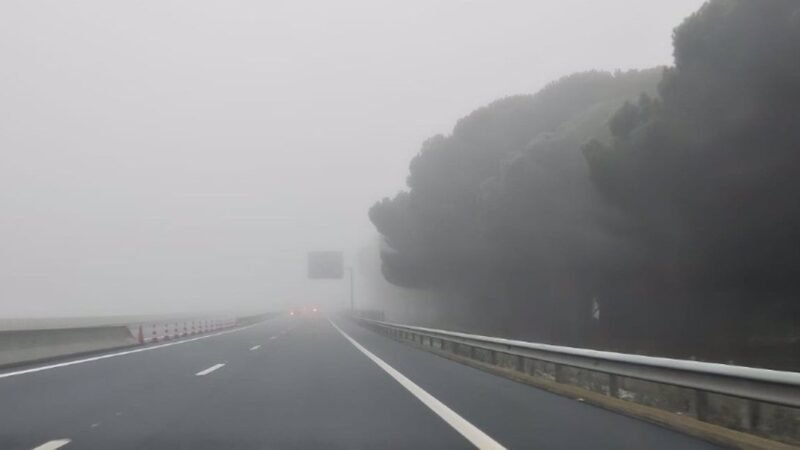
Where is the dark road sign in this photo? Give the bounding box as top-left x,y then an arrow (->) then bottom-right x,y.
307,251 -> 344,279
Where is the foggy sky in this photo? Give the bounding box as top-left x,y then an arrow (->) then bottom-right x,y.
0,0 -> 704,316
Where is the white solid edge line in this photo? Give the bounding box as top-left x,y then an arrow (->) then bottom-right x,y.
0,324 -> 258,380
32,439 -> 71,450
249,345 -> 261,351
195,363 -> 226,376
328,319 -> 506,450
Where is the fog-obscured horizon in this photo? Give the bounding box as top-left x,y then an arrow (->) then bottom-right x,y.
1,0 -> 704,317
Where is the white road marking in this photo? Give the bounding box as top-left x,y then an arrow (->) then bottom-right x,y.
328,319 -> 506,450
249,345 -> 261,351
32,439 -> 71,450
0,324 -> 259,380
195,363 -> 225,376
269,336 -> 277,340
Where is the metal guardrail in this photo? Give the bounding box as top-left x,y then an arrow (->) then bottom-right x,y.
355,318 -> 800,410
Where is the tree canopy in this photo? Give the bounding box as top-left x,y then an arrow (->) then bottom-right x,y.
368,0 -> 800,358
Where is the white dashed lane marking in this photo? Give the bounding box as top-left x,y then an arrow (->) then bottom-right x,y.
32,439 -> 71,450
195,363 -> 225,376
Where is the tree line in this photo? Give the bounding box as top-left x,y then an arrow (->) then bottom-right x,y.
368,0 -> 800,367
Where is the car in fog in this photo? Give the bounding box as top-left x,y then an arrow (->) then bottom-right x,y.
289,306 -> 319,316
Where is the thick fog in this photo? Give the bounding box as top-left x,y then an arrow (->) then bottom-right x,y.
0,0 -> 703,317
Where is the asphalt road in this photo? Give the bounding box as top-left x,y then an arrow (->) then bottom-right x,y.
0,314 -> 725,449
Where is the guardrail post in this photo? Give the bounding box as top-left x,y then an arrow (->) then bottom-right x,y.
691,389 -> 708,421
741,400 -> 760,431
608,374 -> 620,398
514,354 -> 523,372
555,364 -> 566,383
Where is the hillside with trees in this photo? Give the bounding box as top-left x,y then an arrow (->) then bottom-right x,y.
368,0 -> 800,369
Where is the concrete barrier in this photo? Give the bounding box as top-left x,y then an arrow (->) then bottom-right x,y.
130,316 -> 237,344
236,311 -> 282,326
0,312 -> 274,368
0,326 -> 137,367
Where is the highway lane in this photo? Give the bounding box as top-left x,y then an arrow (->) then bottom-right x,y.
0,315 -> 466,449
0,314 -> 725,449
0,318 -> 291,449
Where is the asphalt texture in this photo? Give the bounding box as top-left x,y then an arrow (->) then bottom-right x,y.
0,314 -> 726,449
